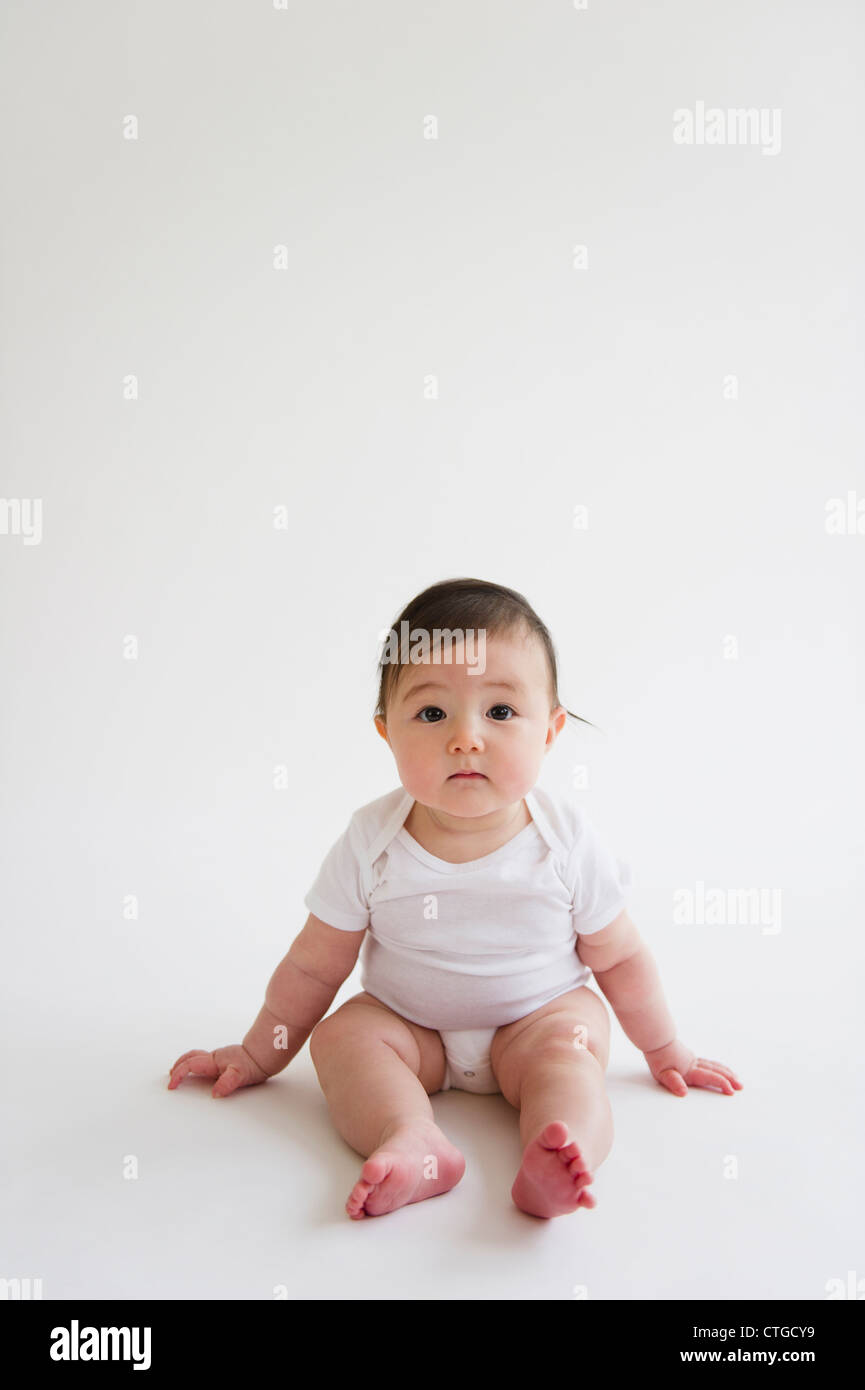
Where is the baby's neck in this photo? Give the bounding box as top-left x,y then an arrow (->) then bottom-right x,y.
404,798 -> 532,863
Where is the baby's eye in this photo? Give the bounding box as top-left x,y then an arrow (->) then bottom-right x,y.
416,706 -> 445,723
415,705 -> 515,723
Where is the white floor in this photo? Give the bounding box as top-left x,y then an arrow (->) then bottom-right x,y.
3,945 -> 860,1301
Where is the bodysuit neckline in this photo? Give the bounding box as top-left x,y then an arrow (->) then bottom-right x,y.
396,792 -> 541,872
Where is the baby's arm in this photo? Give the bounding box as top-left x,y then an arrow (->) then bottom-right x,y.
577,911 -> 742,1096
577,911 -> 675,1052
168,914 -> 365,1094
242,914 -> 366,1076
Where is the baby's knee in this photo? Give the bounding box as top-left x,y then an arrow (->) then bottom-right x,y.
530,1015 -> 609,1072
308,1007 -> 351,1064
308,997 -> 382,1064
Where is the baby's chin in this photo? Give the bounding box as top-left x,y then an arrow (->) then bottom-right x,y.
436,775 -> 492,794
402,777 -> 489,804
415,779 -> 531,810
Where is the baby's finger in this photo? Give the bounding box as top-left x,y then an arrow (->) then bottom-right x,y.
689,1067 -> 735,1094
697,1058 -> 741,1080
211,1064 -> 244,1099
658,1067 -> 688,1097
168,1050 -> 204,1076
167,1052 -> 217,1089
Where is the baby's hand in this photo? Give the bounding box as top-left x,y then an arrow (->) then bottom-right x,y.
643,1039 -> 743,1097
167,1044 -> 270,1098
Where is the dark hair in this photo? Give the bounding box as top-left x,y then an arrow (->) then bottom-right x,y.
373,576 -> 601,732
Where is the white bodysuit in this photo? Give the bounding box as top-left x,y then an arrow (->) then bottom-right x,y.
303,783 -> 632,1063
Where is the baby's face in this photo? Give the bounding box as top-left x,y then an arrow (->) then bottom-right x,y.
374,631 -> 567,821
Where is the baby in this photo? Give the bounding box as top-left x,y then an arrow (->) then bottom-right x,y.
169,577 -> 742,1220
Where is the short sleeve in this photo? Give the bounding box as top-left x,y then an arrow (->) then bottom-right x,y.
568,813 -> 632,936
303,817 -> 370,932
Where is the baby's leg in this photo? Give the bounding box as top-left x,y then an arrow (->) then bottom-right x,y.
309,992 -> 465,1219
490,985 -> 613,1219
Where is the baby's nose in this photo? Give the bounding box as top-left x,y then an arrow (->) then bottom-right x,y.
448,724 -> 484,752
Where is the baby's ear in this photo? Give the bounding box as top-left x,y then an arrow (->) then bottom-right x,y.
546,706 -> 568,744
373,716 -> 390,744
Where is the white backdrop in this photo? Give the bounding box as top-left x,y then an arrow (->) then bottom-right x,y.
1,0 -> 862,1302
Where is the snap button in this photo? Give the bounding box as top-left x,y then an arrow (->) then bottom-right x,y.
463,1070 -> 475,1077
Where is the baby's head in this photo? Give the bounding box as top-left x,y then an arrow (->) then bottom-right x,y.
373,577 -> 594,817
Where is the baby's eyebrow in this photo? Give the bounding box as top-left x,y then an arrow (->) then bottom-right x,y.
401,679 -> 525,701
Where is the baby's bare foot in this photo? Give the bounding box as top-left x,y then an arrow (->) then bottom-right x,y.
345,1119 -> 466,1220
511,1120 -> 597,1219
